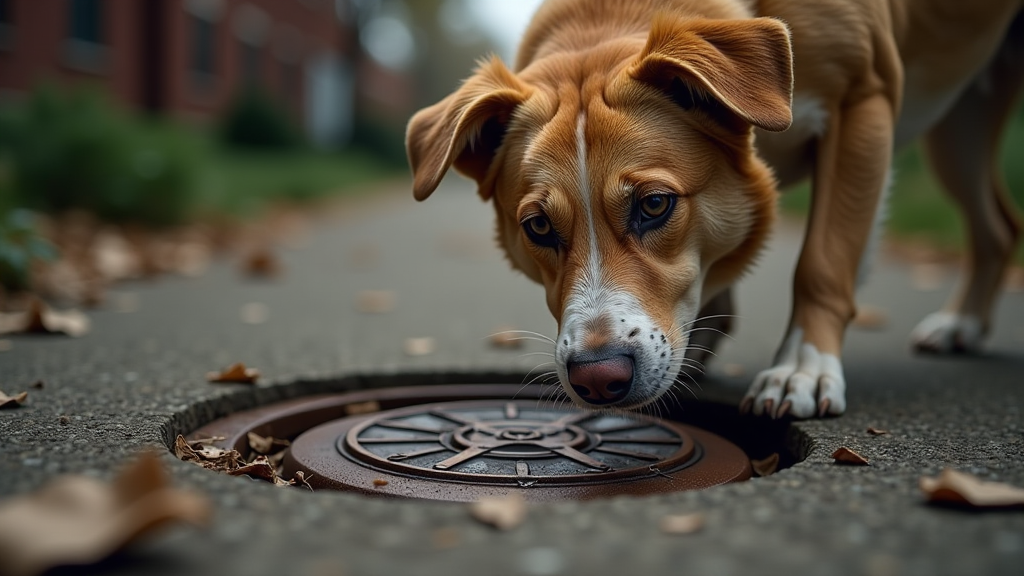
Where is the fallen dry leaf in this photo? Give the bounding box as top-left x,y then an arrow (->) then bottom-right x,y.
920,469 -> 1024,508
488,327 -> 524,349
240,302 -> 270,325
356,290 -> 396,313
206,362 -> 259,384
242,246 -> 281,278
659,512 -> 705,535
0,298 -> 90,337
0,452 -> 209,576
228,456 -> 284,485
0,390 -> 28,409
404,337 -> 436,356
174,435 -> 242,472
852,305 -> 888,330
469,494 -> 527,530
372,478 -> 389,487
866,427 -> 889,436
290,471 -> 313,492
247,432 -> 290,455
751,453 -> 780,477
832,446 -> 870,465
345,400 -> 381,416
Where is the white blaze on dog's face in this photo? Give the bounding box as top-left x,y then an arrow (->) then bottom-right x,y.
407,16 -> 793,409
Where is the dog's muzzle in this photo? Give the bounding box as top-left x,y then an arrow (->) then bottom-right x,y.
566,354 -> 635,406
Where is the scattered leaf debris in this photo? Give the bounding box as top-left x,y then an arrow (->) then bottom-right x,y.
30,380 -> 44,389
832,447 -> 870,465
206,362 -> 259,384
659,512 -> 705,535
404,337 -> 436,356
345,400 -> 381,416
469,494 -> 527,530
488,327 -> 524,349
866,427 -> 889,436
0,298 -> 90,337
174,435 -> 242,472
920,469 -> 1024,508
0,451 -> 210,576
0,390 -> 28,409
751,453 -> 780,477
372,478 -> 389,487
852,305 -> 888,330
247,432 -> 290,455
228,456 -> 281,484
242,246 -> 281,278
356,290 -> 396,313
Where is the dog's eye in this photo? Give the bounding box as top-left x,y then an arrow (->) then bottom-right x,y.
633,194 -> 676,235
523,215 -> 560,248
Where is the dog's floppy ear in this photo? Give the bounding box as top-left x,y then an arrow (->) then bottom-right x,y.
629,15 -> 793,132
406,56 -> 533,201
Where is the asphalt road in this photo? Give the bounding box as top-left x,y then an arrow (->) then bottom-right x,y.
1,176 -> 1022,576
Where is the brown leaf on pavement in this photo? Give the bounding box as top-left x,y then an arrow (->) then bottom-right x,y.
247,432 -> 290,455
289,471 -> 313,492
228,456 -> 284,484
0,390 -> 28,409
658,512 -> 705,535
469,494 -> 527,530
832,447 -> 870,465
372,478 -> 389,487
356,290 -> 396,313
920,469 -> 1024,508
751,453 -> 780,477
0,298 -> 90,337
866,427 -> 889,436
206,362 -> 259,384
0,451 -> 210,576
174,435 -> 242,472
242,246 -> 281,278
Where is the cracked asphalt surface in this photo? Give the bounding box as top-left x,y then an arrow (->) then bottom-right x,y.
1,177 -> 1022,576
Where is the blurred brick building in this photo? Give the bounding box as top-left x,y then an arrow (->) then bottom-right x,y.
0,0 -> 358,146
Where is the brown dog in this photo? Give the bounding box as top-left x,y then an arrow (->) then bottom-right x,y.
407,0 -> 1023,418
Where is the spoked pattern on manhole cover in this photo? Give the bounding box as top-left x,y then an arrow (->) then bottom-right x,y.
283,398 -> 750,501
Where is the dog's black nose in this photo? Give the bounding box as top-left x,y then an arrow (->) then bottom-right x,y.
567,355 -> 634,406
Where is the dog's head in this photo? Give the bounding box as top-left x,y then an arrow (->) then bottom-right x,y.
407,15 -> 793,409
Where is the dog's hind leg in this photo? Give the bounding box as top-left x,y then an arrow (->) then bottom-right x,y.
911,14 -> 1024,354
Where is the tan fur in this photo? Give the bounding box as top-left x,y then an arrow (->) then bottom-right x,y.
406,0 -> 1023,416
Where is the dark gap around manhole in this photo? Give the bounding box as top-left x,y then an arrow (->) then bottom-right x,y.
174,375 -> 810,502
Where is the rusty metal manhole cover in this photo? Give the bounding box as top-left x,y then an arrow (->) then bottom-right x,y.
190,384 -> 752,502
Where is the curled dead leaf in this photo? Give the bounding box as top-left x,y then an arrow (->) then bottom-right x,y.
920,469 -> 1024,508
469,494 -> 526,530
751,453 -> 780,477
0,390 -> 28,409
0,451 -> 210,576
242,246 -> 281,278
206,362 -> 259,384
832,446 -> 869,466
403,337 -> 436,356
228,456 -> 283,484
866,427 -> 889,436
246,432 -> 290,455
372,478 -> 389,487
356,290 -> 396,313
0,298 -> 90,337
659,512 -> 705,535
174,435 -> 242,472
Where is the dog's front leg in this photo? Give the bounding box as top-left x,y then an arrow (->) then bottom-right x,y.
742,93 -> 896,419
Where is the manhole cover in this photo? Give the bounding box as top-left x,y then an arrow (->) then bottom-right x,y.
190,384 -> 752,502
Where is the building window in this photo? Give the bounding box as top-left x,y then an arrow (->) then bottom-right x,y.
64,0 -> 106,73
191,15 -> 217,92
69,0 -> 102,43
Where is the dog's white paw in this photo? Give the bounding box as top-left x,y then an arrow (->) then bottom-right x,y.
910,312 -> 983,354
740,331 -> 846,419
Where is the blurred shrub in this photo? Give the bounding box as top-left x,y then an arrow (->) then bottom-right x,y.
0,209 -> 57,291
0,86 -> 205,227
219,89 -> 300,150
